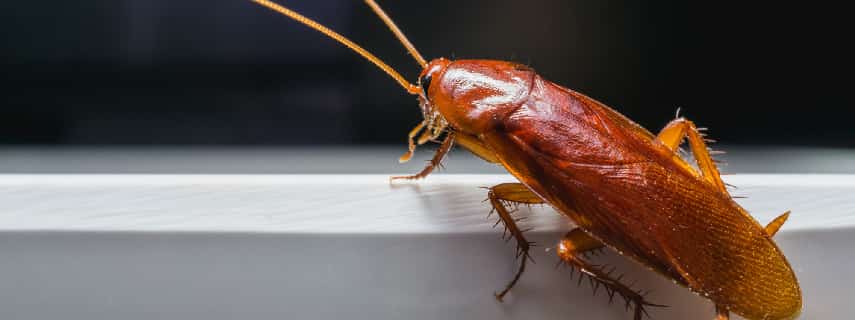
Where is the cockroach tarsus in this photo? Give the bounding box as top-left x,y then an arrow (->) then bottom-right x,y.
250,1 -> 802,319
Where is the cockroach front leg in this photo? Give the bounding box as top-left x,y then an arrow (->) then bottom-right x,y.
398,121 -> 427,163
557,229 -> 663,320
391,132 -> 455,181
488,183 -> 544,301
655,118 -> 727,193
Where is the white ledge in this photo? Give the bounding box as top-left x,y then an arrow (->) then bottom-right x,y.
0,174 -> 853,233
0,174 -> 851,319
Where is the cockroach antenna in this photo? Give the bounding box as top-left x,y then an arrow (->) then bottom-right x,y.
363,0 -> 427,67
250,0 -> 421,94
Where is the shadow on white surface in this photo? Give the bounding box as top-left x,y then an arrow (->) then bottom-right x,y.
0,174 -> 851,319
0,229 -> 847,319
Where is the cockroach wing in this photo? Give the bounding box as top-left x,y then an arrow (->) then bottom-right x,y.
481,75 -> 801,319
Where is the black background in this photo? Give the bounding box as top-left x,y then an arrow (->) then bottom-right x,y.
2,1 -> 851,147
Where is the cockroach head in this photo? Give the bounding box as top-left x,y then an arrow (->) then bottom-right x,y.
396,58 -> 451,164
417,58 -> 451,114
414,58 -> 452,135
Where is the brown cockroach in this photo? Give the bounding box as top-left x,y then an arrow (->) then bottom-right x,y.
250,1 -> 802,319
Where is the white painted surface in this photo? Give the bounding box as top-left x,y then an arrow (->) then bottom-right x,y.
2,146 -> 855,174
1,174 -> 853,232
0,174 -> 852,319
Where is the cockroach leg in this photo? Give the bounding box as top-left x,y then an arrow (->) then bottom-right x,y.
559,228 -> 605,253
398,121 -> 427,163
488,183 -> 543,301
416,129 -> 433,145
391,132 -> 455,181
714,304 -> 729,320
490,183 -> 545,205
454,133 -> 500,163
655,118 -> 727,193
557,229 -> 663,320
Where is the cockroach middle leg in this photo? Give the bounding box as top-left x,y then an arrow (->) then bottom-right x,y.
488,183 -> 543,301
715,304 -> 729,320
454,133 -> 500,163
559,228 -> 604,254
557,229 -> 663,320
655,118 -> 727,193
391,132 -> 455,181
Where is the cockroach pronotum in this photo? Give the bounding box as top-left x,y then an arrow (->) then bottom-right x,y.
250,1 -> 802,319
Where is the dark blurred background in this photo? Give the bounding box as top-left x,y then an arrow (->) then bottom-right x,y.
1,1 -> 851,147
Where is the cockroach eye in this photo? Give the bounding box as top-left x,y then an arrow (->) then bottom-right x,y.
419,73 -> 432,99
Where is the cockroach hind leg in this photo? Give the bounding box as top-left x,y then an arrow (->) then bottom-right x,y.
557,229 -> 665,319
655,118 -> 728,194
487,183 -> 544,302
390,132 -> 455,181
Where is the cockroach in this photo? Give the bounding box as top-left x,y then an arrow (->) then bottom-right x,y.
250,1 -> 802,319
